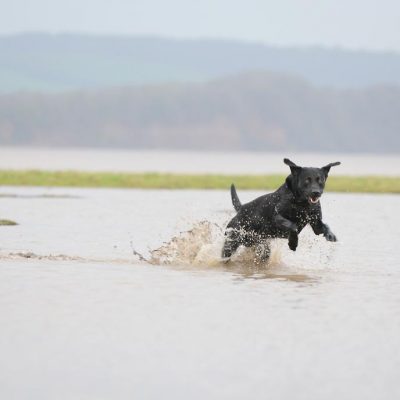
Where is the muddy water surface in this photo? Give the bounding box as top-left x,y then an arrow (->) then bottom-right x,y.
0,187 -> 399,399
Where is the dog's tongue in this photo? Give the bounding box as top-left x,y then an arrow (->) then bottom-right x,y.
309,196 -> 320,204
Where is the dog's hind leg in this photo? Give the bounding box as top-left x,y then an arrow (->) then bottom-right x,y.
255,240 -> 271,263
222,229 -> 241,259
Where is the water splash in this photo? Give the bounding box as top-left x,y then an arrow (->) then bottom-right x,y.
143,221 -> 224,266
133,220 -> 337,277
134,220 -> 281,270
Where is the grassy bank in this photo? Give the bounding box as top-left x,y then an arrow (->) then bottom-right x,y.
0,170 -> 398,193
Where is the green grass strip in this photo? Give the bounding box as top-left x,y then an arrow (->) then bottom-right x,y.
0,170 -> 398,193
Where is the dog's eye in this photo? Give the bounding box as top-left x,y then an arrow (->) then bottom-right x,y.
305,177 -> 311,185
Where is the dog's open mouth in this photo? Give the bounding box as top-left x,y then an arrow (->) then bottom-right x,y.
308,196 -> 320,204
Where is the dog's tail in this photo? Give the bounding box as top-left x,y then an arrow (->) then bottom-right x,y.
230,184 -> 242,212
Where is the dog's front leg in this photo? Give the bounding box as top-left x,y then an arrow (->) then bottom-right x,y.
288,231 -> 298,251
274,214 -> 299,251
274,214 -> 297,233
311,219 -> 337,242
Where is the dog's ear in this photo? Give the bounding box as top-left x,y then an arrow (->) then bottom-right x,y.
321,161 -> 341,176
283,158 -> 302,175
283,158 -> 298,168
285,174 -> 293,191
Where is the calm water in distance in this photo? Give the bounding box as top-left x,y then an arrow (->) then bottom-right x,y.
0,146 -> 399,175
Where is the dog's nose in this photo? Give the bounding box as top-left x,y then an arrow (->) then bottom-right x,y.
311,191 -> 321,198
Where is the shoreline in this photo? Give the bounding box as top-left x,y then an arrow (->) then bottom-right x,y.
0,170 -> 399,193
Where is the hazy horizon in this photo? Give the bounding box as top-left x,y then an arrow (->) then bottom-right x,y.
2,0 -> 400,52
2,31 -> 400,56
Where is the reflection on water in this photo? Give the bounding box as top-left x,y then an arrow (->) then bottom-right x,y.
233,271 -> 313,282
0,186 -> 400,399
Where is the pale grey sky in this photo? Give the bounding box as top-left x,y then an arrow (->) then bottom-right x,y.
1,0 -> 400,51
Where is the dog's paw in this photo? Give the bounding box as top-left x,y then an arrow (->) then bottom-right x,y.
324,231 -> 337,242
288,237 -> 298,251
288,242 -> 297,251
288,231 -> 298,251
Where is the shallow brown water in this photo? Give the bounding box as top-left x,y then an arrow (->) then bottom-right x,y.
0,187 -> 399,399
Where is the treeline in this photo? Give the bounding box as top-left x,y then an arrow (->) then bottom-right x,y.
0,72 -> 399,153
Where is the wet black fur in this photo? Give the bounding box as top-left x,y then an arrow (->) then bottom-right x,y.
222,158 -> 340,262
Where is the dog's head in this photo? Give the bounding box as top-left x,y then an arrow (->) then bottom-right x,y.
284,158 -> 340,205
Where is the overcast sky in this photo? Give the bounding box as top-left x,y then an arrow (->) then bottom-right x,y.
1,0 -> 399,52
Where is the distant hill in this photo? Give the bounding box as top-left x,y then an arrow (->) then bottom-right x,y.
0,33 -> 400,93
0,71 -> 399,153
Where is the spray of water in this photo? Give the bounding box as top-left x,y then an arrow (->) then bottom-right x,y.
133,220 -> 278,269
133,220 -> 337,278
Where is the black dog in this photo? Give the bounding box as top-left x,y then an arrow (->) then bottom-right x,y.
222,158 -> 340,262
